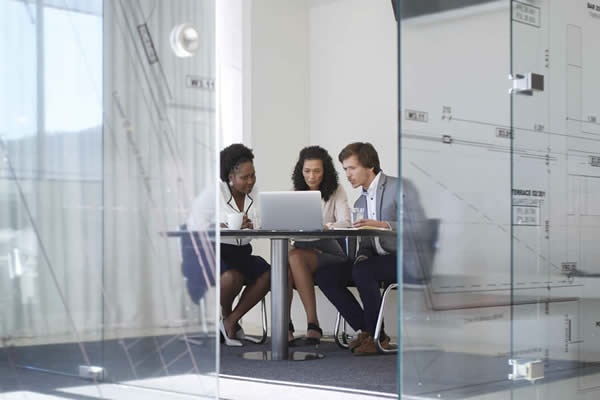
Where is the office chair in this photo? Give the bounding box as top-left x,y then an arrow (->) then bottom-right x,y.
374,218 -> 440,353
180,225 -> 267,345
179,225 -> 215,345
333,219 -> 441,353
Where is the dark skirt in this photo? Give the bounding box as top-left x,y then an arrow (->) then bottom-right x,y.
292,239 -> 348,269
221,243 -> 270,283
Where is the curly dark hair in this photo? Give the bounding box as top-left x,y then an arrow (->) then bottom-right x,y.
292,146 -> 339,202
220,144 -> 254,182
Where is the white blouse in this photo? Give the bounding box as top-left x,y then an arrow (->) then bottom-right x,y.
187,181 -> 259,246
321,185 -> 351,228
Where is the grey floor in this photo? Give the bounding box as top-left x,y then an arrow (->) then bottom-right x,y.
3,334 -> 600,399
220,338 -> 600,399
219,339 -> 397,394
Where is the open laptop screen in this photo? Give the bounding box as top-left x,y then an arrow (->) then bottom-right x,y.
258,191 -> 323,230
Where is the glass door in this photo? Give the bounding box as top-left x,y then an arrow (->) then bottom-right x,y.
101,0 -> 218,396
1,0 -> 105,379
399,1 -> 515,398
511,0 -> 600,397
1,0 -> 218,398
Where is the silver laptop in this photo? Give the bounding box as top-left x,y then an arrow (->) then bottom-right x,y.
258,191 -> 323,230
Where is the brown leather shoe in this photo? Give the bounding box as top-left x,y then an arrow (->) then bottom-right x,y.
348,331 -> 370,352
352,335 -> 378,356
353,335 -> 396,356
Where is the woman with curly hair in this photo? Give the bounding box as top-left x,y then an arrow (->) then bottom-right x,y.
288,146 -> 351,345
188,143 -> 270,347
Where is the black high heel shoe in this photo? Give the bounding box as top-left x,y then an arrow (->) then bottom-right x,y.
288,321 -> 300,347
304,322 -> 322,346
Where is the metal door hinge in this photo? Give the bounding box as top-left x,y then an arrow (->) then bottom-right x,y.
509,73 -> 544,95
79,365 -> 105,381
508,359 -> 544,382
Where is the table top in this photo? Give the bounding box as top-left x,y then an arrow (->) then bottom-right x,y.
164,228 -> 396,239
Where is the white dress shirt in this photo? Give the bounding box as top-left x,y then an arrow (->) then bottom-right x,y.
363,172 -> 389,255
187,181 -> 259,246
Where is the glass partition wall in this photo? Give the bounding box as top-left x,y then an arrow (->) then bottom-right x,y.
399,2 -> 513,398
510,0 -> 600,399
399,0 -> 600,399
1,0 -> 105,379
4,0 -> 600,398
1,0 -> 217,398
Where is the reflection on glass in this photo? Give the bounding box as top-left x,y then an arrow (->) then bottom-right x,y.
401,0 -> 600,398
401,1 -> 514,398
1,0 -> 217,397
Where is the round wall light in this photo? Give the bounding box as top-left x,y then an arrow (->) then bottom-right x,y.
170,23 -> 200,58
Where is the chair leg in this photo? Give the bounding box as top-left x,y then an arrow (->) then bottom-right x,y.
180,335 -> 206,346
334,312 -> 349,349
375,283 -> 398,354
342,318 -> 349,345
259,297 -> 268,344
199,298 -> 208,334
237,298 -> 268,344
179,299 -> 211,346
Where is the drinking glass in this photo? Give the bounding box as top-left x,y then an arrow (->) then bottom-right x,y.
248,208 -> 260,229
350,207 -> 365,225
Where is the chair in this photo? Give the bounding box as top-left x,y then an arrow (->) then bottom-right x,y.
179,225 -> 215,345
333,219 -> 441,353
332,238 -> 356,349
374,218 -> 440,353
179,225 -> 268,345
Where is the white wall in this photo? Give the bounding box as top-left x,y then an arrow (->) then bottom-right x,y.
242,0 -> 401,339
242,1 -> 600,364
241,0 -> 317,334
249,0 -> 310,192
217,0 -> 245,146
309,0 -> 398,201
244,0 -> 510,342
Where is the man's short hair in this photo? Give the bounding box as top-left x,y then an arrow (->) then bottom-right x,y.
338,142 -> 381,174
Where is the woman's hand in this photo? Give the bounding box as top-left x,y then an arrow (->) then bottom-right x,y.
241,215 -> 254,229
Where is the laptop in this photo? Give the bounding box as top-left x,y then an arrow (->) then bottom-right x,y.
258,191 -> 323,230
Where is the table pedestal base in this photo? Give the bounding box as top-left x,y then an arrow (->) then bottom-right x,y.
241,351 -> 325,361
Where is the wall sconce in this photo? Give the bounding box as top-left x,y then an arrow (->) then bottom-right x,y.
170,23 -> 200,58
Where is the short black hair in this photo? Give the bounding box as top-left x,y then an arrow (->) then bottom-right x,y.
338,142 -> 381,174
292,146 -> 339,202
220,144 -> 254,182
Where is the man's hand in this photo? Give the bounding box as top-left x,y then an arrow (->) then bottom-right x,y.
352,219 -> 390,229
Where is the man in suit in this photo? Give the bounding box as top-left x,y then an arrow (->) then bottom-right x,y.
316,142 -> 427,355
